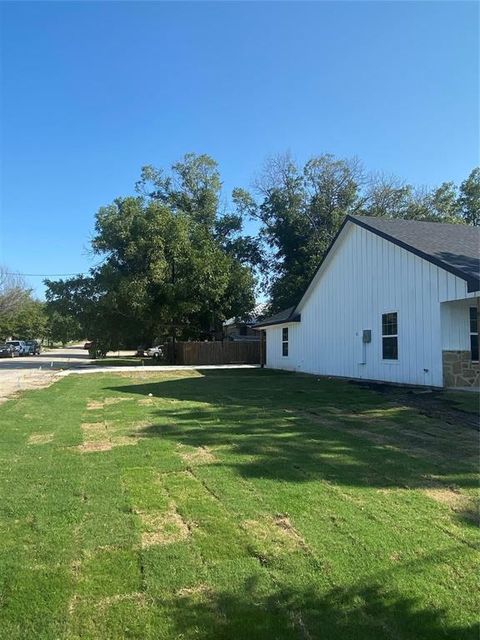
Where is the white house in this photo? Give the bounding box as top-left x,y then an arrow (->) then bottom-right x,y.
254,215 -> 480,388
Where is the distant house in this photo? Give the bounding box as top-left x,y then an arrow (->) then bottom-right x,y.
224,303 -> 267,341
254,215 -> 480,388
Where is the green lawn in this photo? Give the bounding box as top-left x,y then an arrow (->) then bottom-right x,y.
442,390 -> 480,415
0,369 -> 478,640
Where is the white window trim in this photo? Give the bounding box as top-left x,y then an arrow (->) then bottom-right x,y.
282,327 -> 289,357
470,306 -> 478,362
382,311 -> 398,362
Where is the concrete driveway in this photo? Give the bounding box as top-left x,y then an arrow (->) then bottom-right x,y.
0,344 -> 93,403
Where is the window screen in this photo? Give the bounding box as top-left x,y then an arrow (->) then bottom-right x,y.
282,327 -> 288,357
470,307 -> 478,362
382,312 -> 398,360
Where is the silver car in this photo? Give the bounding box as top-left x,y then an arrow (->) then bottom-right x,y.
147,345 -> 164,360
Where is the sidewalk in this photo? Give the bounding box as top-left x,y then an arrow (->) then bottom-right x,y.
58,364 -> 259,376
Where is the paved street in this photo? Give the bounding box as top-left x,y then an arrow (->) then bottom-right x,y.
0,344 -> 93,372
0,344 -> 93,403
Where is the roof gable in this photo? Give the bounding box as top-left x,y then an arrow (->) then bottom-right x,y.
296,215 -> 480,311
255,216 -> 479,329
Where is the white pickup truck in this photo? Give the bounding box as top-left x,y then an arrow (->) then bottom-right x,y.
6,340 -> 28,356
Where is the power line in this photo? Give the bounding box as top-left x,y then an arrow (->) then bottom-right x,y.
7,260 -> 106,277
7,272 -> 89,277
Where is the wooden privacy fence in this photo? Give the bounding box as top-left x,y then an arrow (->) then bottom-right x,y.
166,341 -> 262,365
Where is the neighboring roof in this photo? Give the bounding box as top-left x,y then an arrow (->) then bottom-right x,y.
351,215 -> 480,292
253,306 -> 301,329
224,302 -> 268,327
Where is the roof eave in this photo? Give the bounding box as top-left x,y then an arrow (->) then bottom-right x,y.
467,280 -> 480,294
253,314 -> 301,329
293,216 -> 353,314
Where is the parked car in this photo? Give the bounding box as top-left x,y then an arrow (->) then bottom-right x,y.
23,341 -> 34,355
24,340 -> 41,355
84,341 -> 93,350
6,340 -> 28,356
136,345 -> 147,357
146,346 -> 164,358
0,344 -> 15,358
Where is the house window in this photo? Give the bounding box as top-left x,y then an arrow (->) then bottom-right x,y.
282,327 -> 288,356
382,312 -> 398,360
470,307 -> 478,362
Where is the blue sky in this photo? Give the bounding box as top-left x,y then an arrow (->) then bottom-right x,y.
1,1 -> 478,297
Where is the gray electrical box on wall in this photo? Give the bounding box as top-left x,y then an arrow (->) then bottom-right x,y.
362,330 -> 372,343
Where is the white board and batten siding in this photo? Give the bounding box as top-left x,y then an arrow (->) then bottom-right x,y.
440,298 -> 474,352
265,222 -> 475,387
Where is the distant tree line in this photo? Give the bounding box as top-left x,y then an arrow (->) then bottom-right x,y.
0,266 -> 81,345
42,153 -> 479,351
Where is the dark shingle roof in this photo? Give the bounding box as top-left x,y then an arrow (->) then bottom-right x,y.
351,216 -> 480,292
253,306 -> 301,329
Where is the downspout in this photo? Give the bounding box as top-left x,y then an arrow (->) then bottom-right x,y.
260,330 -> 265,368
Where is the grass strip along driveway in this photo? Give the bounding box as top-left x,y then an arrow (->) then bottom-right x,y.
0,369 -> 478,639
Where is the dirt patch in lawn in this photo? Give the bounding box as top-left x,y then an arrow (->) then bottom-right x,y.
69,592 -> 149,615
97,592 -> 149,609
138,397 -> 155,406
78,422 -> 111,452
86,400 -> 104,410
78,421 -> 142,453
178,444 -> 216,465
86,397 -> 131,410
104,397 -> 131,406
138,506 -> 190,547
107,435 -> 138,448
177,584 -> 213,599
244,514 -> 306,554
423,487 -> 466,509
423,487 -> 479,523
27,432 -> 54,445
78,441 -> 113,453
81,422 -> 106,435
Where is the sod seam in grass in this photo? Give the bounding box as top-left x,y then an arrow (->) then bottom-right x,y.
0,370 -> 478,640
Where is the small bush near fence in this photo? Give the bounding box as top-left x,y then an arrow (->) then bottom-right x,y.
165,341 -> 261,365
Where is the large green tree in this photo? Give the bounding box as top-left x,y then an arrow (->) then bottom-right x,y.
458,168 -> 480,226
45,311 -> 82,347
46,154 -> 257,354
241,154 -> 478,311
243,154 -> 364,311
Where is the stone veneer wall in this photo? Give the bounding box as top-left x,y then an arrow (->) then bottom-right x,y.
442,351 -> 480,388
